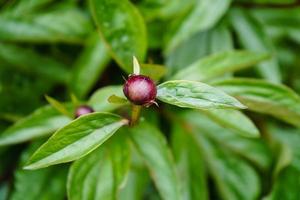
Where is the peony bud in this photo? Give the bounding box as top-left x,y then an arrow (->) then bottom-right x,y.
123,74 -> 157,106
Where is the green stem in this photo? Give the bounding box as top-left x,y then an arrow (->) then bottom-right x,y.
130,105 -> 142,126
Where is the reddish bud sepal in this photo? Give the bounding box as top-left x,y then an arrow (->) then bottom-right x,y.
75,105 -> 94,118
123,74 -> 157,106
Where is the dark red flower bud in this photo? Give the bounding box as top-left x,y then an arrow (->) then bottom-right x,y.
123,74 -> 157,106
75,105 -> 94,118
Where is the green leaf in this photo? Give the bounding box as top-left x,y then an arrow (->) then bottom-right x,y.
67,146 -> 115,200
157,80 -> 246,109
166,22 -> 233,76
88,85 -> 126,111
171,123 -> 208,200
0,7 -> 92,43
165,0 -> 231,53
0,105 -> 70,146
11,141 -> 68,200
0,43 -> 69,83
229,8 -> 281,83
214,78 -> 300,127
89,0 -> 147,73
71,33 -> 110,98
140,64 -> 167,81
67,133 -> 131,200
200,109 -> 259,138
129,122 -> 182,200
24,112 -> 128,170
180,110 -> 272,171
45,95 -> 73,118
196,135 -> 261,200
172,51 -> 270,81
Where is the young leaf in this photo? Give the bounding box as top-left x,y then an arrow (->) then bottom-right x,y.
140,64 -> 167,81
229,8 -> 281,83
0,105 -> 70,146
24,112 -> 128,170
165,0 -> 231,53
129,122 -> 182,200
70,33 -> 110,98
89,0 -> 147,73
172,51 -> 270,81
108,95 -> 128,104
88,85 -> 126,111
45,95 -> 73,118
214,78 -> 300,127
157,80 -> 246,109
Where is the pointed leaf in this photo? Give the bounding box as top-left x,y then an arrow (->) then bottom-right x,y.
172,51 -> 270,81
89,0 -> 147,72
214,78 -> 300,127
0,105 -> 70,146
129,122 -> 182,200
45,95 -> 73,118
24,112 -> 128,169
157,80 -> 246,109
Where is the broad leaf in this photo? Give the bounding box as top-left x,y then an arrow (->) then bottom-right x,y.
68,133 -> 131,200
172,51 -> 269,81
129,122 -> 182,200
229,8 -> 281,83
157,80 -> 246,109
88,85 -> 126,111
71,33 -> 110,98
89,0 -> 147,73
214,78 -> 300,127
24,112 -> 128,169
172,123 -> 208,200
181,111 -> 272,171
0,105 -> 70,146
165,0 -> 231,53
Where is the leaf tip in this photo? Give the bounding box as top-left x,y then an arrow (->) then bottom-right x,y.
133,56 -> 140,75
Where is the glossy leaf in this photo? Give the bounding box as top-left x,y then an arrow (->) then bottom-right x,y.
24,112 -> 128,170
89,0 -> 147,72
88,85 -> 127,111
0,105 -> 70,146
0,7 -> 92,43
172,51 -> 269,81
214,78 -> 300,127
71,33 -> 110,98
129,122 -> 182,200
157,80 -> 246,109
165,0 -> 231,53
230,8 -> 281,83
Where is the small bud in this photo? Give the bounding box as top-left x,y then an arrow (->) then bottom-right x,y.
123,74 -> 157,106
75,105 -> 94,118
